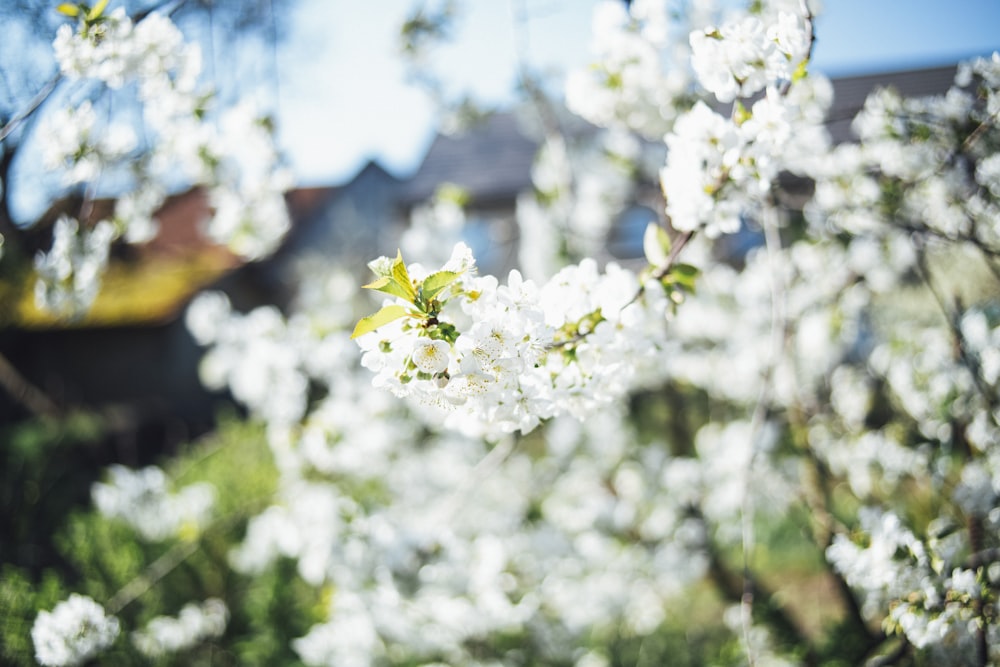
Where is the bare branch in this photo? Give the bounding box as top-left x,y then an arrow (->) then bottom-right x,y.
0,73 -> 60,144
0,350 -> 60,417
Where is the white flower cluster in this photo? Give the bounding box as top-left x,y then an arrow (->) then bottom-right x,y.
91,464 -> 216,542
182,259 -> 727,664
827,509 -> 1000,660
564,1 -> 825,240
40,101 -> 137,186
34,7 -> 291,317
186,291 -> 359,428
53,9 -> 198,92
580,2 -> 830,237
826,508 -> 932,619
565,0 -> 692,138
131,598 -> 229,658
527,129 -> 649,268
34,216 -> 114,316
689,10 -> 811,104
355,242 -> 676,436
203,104 -> 293,260
31,594 -> 120,667
807,53 -> 1000,248
224,407 -> 714,665
660,75 -> 832,236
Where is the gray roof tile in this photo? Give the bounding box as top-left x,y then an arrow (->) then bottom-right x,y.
397,113 -> 539,206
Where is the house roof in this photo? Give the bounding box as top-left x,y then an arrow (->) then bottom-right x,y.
825,63 -> 959,143
11,188 -> 241,330
8,63 -> 967,330
397,112 -> 539,207
285,185 -> 342,224
398,63 -> 963,207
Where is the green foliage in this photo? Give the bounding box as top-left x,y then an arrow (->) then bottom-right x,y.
230,558 -> 317,666
399,0 -> 456,57
0,410 -> 109,572
0,413 -> 325,665
355,249 -> 470,342
0,567 -> 65,666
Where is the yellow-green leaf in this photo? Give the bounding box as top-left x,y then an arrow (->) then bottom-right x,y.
792,59 -> 809,83
390,250 -> 417,302
420,270 -> 460,301
733,100 -> 751,126
672,263 -> 700,278
362,276 -> 415,303
351,304 -> 410,339
87,0 -> 109,20
668,263 -> 700,292
435,182 -> 469,207
56,3 -> 80,17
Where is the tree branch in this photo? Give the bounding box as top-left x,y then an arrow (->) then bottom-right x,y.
864,638 -> 911,667
105,538 -> 200,615
0,73 -> 60,144
703,533 -> 819,666
0,350 -> 60,417
966,546 -> 1000,570
911,236 -> 999,414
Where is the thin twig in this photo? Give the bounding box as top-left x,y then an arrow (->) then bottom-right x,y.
622,229 -> 695,309
864,639 -> 911,667
267,0 -> 281,119
105,539 -> 200,614
0,0 -> 191,147
0,350 -> 60,417
434,435 -> 516,526
738,204 -> 787,666
702,518 -> 818,665
966,546 -> 1000,570
0,74 -> 60,144
960,109 -> 999,153
104,497 -> 270,615
911,236 -> 998,413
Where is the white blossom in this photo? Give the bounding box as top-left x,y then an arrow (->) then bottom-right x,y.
32,595 -> 120,667
34,216 -> 115,317
91,465 -> 216,542
131,599 -> 229,657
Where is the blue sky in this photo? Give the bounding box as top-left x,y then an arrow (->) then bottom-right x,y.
810,0 -> 1000,74
262,0 -> 1000,185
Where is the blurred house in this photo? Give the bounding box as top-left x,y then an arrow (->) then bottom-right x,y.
0,189 -> 241,454
0,62 -> 965,447
265,62 -> 964,281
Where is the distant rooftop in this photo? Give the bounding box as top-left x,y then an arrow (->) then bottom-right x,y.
398,63 -> 963,206
825,63 -> 959,143
397,112 -> 539,207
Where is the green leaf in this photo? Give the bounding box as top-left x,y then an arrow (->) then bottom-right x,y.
56,3 -> 80,17
362,276 -> 415,303
390,250 -> 417,302
791,59 -> 809,83
351,304 -> 410,339
420,270 -> 460,301
435,183 -> 469,207
87,0 -> 109,20
672,263 -> 700,278
732,100 -> 751,126
669,263 -> 701,291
